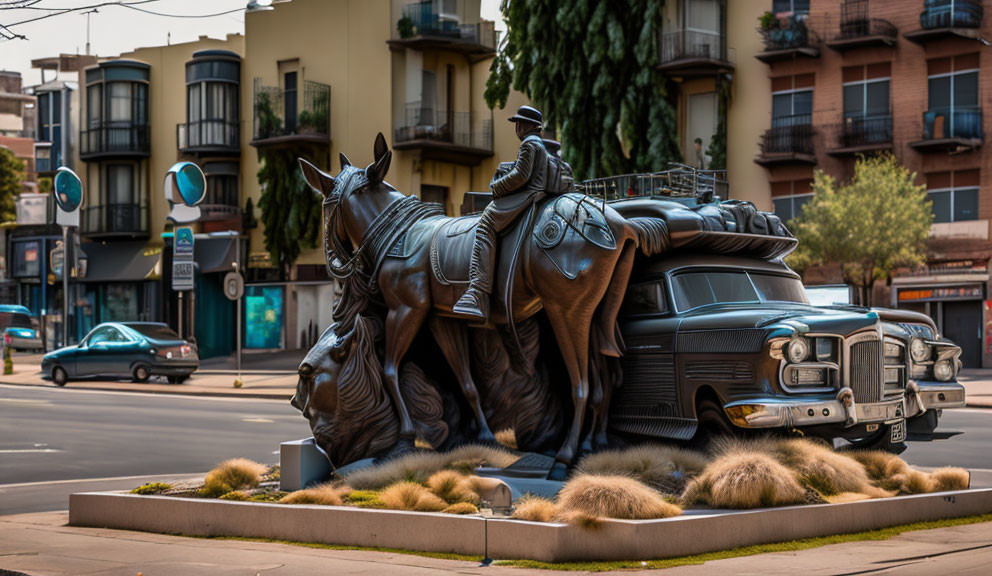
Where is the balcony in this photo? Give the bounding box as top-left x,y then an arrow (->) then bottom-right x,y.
81,204 -> 149,239
827,0 -> 897,51
388,1 -> 496,60
756,16 -> 820,63
34,142 -> 60,175
656,30 -> 732,76
177,120 -> 240,156
909,107 -> 983,153
756,114 -> 816,167
905,0 -> 983,44
79,123 -> 150,160
829,115 -> 893,156
251,79 -> 330,149
393,104 -> 493,165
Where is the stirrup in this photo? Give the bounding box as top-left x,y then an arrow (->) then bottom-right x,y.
453,288 -> 489,320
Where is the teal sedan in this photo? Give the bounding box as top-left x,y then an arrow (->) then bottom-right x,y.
42,322 -> 199,386
0,305 -> 43,351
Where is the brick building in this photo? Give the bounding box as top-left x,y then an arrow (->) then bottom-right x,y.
753,0 -> 992,368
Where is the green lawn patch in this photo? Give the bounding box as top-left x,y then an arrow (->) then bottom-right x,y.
189,535 -> 483,563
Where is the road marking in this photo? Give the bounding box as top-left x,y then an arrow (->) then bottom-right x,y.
949,408 -> 992,415
0,398 -> 51,405
242,417 -> 274,423
0,383 -> 288,404
0,448 -> 62,454
0,472 -> 207,489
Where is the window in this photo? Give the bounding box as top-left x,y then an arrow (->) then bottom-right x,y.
106,165 -> 134,205
284,71 -> 297,132
206,174 -> 238,206
773,194 -> 812,222
929,187 -> 979,222
108,82 -> 132,122
773,0 -> 809,15
86,327 -> 112,345
927,55 -> 980,139
621,282 -> 668,316
843,79 -> 889,119
87,85 -> 102,128
772,89 -> 812,127
671,271 -> 807,312
12,241 -> 40,278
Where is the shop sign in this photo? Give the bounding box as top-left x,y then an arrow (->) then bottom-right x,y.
172,227 -> 195,291
249,251 -> 275,269
50,243 -> 64,279
897,284 -> 984,303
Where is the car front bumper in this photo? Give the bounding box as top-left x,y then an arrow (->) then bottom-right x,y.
9,335 -> 43,350
724,380 -> 966,429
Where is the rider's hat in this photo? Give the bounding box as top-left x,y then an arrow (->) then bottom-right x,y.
508,105 -> 543,127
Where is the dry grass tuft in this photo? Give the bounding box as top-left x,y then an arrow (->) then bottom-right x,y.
344,445 -> 518,490
279,484 -> 343,506
442,502 -> 479,515
773,438 -> 885,497
557,510 -> 604,530
218,490 -> 249,501
495,429 -> 518,450
847,450 -> 909,487
201,458 -> 269,497
577,445 -> 709,495
380,481 -> 447,512
130,482 -> 172,495
929,467 -> 970,492
511,496 -> 558,523
683,451 -> 806,509
890,470 -> 934,495
426,470 -> 480,504
557,475 -> 682,520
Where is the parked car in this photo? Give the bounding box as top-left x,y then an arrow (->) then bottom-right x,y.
0,304 -> 43,351
42,322 -> 198,386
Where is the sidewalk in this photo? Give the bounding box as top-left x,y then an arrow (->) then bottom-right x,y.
1,511 -> 990,575
958,368 -> 992,408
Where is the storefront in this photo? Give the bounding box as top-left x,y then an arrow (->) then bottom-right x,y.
77,241 -> 162,336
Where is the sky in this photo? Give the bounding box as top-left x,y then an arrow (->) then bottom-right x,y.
0,0 -> 504,86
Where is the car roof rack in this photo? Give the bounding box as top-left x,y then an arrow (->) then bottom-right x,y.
576,163 -> 729,205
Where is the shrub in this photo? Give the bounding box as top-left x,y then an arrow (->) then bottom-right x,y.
344,445 -> 518,490
279,484 -> 343,506
249,491 -> 287,502
345,490 -> 386,509
577,444 -> 709,495
557,475 -> 681,521
684,451 -> 806,509
773,438 -> 887,497
380,482 -> 447,512
131,482 -> 172,495
929,467 -> 970,492
442,502 -> 479,515
511,496 -> 557,523
219,491 -> 249,501
201,458 -> 269,497
426,470 -> 480,504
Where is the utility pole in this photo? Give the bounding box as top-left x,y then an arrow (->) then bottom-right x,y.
81,8 -> 97,56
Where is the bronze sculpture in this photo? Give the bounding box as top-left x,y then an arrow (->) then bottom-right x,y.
299,126 -> 660,478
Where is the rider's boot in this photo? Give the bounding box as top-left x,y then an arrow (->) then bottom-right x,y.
453,213 -> 496,321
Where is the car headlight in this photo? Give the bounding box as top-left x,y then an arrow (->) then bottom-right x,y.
910,338 -> 931,363
934,360 -> 954,381
786,337 -> 810,363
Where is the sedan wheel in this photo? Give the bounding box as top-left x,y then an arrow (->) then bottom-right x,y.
52,366 -> 68,387
132,365 -> 150,383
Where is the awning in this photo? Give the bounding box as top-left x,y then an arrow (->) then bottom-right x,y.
194,236 -> 237,274
79,241 -> 161,283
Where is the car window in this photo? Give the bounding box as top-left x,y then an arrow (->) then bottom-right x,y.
752,274 -> 809,304
9,313 -> 34,329
126,324 -> 180,340
622,282 -> 669,316
671,270 -> 806,312
86,327 -> 111,345
105,328 -> 129,343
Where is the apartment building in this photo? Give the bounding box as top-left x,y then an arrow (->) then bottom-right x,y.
751,0 -> 992,367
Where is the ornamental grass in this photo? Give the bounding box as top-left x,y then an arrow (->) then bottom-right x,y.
201,458 -> 268,497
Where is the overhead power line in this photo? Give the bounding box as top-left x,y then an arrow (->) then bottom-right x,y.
0,0 -> 247,36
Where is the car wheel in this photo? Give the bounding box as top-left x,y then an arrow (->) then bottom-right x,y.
693,399 -> 735,447
132,365 -> 150,383
52,366 -> 68,387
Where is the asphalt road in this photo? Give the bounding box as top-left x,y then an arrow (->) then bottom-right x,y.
1,383 -> 989,515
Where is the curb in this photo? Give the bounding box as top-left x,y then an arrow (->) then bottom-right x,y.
69,488 -> 992,563
0,380 -> 291,400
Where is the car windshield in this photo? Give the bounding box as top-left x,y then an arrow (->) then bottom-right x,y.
0,312 -> 34,329
671,270 -> 808,312
125,324 -> 181,340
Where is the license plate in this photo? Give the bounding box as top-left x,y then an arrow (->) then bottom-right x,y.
889,420 -> 906,443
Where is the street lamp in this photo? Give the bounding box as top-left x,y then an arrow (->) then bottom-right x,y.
165,162 -> 206,340
53,168 -> 82,348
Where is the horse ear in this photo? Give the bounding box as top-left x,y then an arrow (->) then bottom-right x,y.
339,152 -> 352,170
366,149 -> 391,184
373,132 -> 388,162
299,158 -> 335,198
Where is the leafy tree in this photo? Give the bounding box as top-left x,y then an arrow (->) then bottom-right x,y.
0,146 -> 24,223
789,155 -> 933,306
256,147 -> 321,277
485,0 -> 680,180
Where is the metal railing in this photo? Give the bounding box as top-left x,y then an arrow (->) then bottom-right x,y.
837,0 -> 897,39
177,119 -> 239,151
759,15 -> 816,50
82,204 -> 148,236
658,29 -> 727,64
922,107 -> 983,140
761,113 -> 814,155
920,0 -> 983,29
393,104 -> 493,151
576,164 -> 728,202
253,78 -> 330,141
840,115 -> 893,147
397,1 -> 497,49
80,123 -> 150,157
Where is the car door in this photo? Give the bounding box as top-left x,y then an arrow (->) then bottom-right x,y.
99,327 -> 135,377
75,327 -> 113,377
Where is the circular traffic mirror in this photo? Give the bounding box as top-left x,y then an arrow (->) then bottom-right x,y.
53,167 -> 82,213
168,161 -> 206,207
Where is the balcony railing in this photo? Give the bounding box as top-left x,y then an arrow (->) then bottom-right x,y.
922,107 -> 983,140
396,1 -> 497,51
252,78 -> 330,145
840,115 -> 893,148
658,29 -> 728,67
920,0 -> 983,29
82,204 -> 148,237
760,113 -> 814,156
80,123 -> 150,159
177,120 -> 239,153
833,0 -> 897,44
760,15 -> 815,51
394,105 -> 493,153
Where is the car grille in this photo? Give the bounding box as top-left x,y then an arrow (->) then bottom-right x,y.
851,340 -> 882,403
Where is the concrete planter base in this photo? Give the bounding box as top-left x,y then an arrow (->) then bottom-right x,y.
70,488 -> 992,563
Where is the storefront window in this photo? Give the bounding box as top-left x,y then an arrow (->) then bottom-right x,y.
12,241 -> 41,278
245,286 -> 284,349
101,283 -> 139,322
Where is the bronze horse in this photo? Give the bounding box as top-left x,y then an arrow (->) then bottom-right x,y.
300,133 -> 648,478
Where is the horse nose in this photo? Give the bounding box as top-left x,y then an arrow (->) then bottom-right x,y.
298,362 -> 314,377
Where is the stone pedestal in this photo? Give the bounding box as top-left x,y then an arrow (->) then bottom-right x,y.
279,437 -> 331,492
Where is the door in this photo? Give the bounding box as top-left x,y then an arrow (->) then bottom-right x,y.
76,326 -> 115,377
284,71 -> 298,133
686,92 -> 717,168
942,301 -> 981,368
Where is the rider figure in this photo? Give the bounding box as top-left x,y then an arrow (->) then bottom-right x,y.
453,105 -> 555,321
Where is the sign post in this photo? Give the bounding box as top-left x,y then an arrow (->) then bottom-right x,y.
165,162 -> 206,342
53,168 -> 82,348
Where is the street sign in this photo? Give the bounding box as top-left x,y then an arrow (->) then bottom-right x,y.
53,167 -> 82,228
223,271 -> 244,301
50,245 -> 64,279
172,227 -> 195,291
165,162 -> 206,223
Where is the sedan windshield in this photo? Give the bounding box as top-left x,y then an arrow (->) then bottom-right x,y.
671,270 -> 808,312
125,323 -> 181,341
